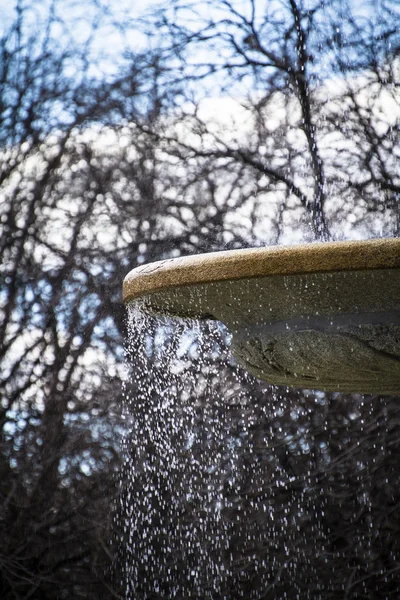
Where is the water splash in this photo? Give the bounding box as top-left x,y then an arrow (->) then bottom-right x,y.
120,304 -> 239,598
118,302 -> 400,599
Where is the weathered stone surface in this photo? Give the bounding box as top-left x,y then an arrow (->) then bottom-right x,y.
123,238 -> 400,306
123,239 -> 400,394
231,321 -> 400,394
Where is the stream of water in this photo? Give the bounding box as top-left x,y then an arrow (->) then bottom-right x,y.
118,303 -> 400,600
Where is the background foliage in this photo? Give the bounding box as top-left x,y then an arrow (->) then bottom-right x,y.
0,0 -> 399,597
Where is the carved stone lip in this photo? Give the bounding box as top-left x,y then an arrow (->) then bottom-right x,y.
123,238 -> 400,392
123,238 -> 400,307
233,310 -> 400,339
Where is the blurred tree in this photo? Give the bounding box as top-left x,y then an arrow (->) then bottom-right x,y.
1,0 -> 400,598
135,0 -> 400,242
0,2 -> 132,597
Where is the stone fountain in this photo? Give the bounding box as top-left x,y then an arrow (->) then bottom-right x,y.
123,238 -> 400,394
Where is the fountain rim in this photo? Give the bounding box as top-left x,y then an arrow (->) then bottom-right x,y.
123,237 -> 400,305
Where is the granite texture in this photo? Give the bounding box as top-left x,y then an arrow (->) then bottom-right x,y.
124,239 -> 400,394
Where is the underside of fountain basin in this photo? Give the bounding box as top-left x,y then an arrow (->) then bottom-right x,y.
123,238 -> 400,395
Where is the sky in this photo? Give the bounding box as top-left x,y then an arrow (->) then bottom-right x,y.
0,0 -> 159,78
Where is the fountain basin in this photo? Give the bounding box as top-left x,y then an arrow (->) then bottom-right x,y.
123,239 -> 400,394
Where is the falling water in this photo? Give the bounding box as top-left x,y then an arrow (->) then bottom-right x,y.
118,302 -> 400,599
119,304 -> 239,598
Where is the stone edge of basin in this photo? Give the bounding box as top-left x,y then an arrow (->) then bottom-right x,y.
123,238 -> 400,305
